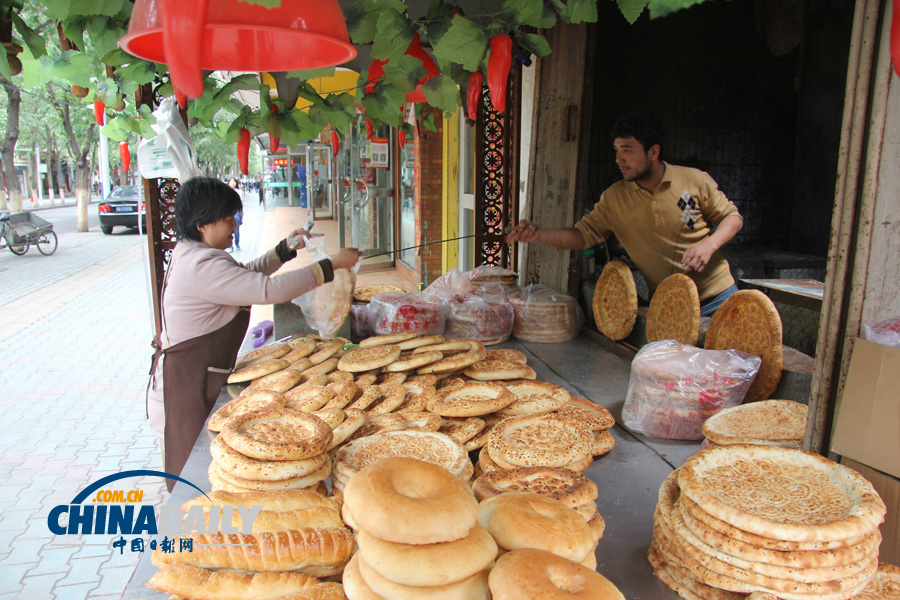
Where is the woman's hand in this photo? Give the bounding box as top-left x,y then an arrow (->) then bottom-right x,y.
332,248 -> 362,270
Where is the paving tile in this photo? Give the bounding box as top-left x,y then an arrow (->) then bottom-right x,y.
58,556 -> 101,587
52,582 -> 100,600
25,545 -> 76,577
17,571 -> 66,598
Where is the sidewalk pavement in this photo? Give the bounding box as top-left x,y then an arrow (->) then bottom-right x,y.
2,194 -> 102,213
0,194 -> 263,599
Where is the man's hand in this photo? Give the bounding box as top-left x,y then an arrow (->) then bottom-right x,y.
681,239 -> 717,273
506,220 -> 540,243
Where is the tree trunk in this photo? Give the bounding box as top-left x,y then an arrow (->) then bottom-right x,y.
1,80 -> 23,212
75,158 -> 90,231
46,83 -> 96,230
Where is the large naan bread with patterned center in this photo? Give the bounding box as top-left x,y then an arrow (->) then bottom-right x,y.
702,400 -> 807,447
678,445 -> 886,543
646,273 -> 701,346
705,290 -> 783,402
592,260 -> 637,341
488,412 -> 593,468
335,430 -> 470,480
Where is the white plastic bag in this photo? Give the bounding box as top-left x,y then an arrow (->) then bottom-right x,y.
368,292 -> 450,335
445,294 -> 515,345
622,340 -> 761,440
422,268 -> 476,300
863,317 -> 900,348
292,236 -> 356,339
137,97 -> 201,183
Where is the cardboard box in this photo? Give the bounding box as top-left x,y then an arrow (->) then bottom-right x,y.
831,338 -> 900,479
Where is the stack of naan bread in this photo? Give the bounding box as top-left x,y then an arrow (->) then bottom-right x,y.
701,399 -> 808,450
650,445 -> 887,600
341,457 -> 496,599
147,489 -> 352,599
509,285 -> 583,343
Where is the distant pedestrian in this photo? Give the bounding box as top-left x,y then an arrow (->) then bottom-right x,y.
259,179 -> 265,207
227,178 -> 241,251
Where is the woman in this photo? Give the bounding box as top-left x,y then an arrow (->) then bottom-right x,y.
147,177 -> 360,485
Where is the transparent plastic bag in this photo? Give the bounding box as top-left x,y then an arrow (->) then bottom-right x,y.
292,236 -> 356,339
509,284 -> 584,343
422,268 -> 477,300
468,265 -> 519,287
474,282 -> 516,301
350,304 -> 371,343
445,294 -> 515,345
369,292 -> 450,335
622,340 -> 762,441
863,317 -> 900,348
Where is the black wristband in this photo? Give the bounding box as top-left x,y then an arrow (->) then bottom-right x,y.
317,259 -> 334,283
275,239 -> 297,263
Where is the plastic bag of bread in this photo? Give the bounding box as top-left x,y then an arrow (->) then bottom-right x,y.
422,268 -> 476,300
509,284 -> 584,343
467,265 -> 519,290
369,292 -> 450,335
621,340 -> 761,441
863,316 -> 900,348
445,294 -> 515,345
474,282 -> 515,300
292,236 -> 356,339
350,304 -> 371,343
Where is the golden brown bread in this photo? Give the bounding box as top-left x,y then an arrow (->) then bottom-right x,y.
180,489 -> 339,513
147,563 -> 322,599
186,505 -> 344,534
150,528 -> 354,576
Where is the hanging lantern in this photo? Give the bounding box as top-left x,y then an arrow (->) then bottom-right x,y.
120,0 -> 358,99
118,141 -> 131,172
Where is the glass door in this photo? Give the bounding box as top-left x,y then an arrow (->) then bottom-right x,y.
346,119 -> 395,269
305,144 -> 334,220
398,130 -> 416,269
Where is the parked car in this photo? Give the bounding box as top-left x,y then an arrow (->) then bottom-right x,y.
98,185 -> 145,234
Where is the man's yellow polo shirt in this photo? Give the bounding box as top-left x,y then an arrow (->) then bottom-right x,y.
575,163 -> 741,301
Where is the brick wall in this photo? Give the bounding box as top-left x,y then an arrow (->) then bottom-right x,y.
415,105 -> 445,286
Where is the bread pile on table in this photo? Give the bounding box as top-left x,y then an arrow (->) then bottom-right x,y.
341,457 -> 496,599
147,489 -> 352,599
509,284 -> 583,343
650,444 -> 886,600
701,399 -> 808,450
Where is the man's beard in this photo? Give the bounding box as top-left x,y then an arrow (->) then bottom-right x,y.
623,162 -> 653,183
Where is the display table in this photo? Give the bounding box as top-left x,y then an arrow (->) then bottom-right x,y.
123,331 -> 697,599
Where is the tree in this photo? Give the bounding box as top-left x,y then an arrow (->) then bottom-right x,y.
44,83 -> 94,230
0,77 -> 22,211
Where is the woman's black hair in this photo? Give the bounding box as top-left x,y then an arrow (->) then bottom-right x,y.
175,177 -> 243,241
611,112 -> 665,159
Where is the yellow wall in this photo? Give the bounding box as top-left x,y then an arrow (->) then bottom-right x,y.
442,109 -> 461,273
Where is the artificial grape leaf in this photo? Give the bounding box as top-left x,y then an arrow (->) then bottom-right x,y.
382,54 -> 423,99
103,49 -> 131,67
235,0 -> 282,7
100,116 -> 126,141
0,53 -> 10,78
432,16 -> 489,72
648,0 -> 710,18
86,17 -> 122,59
615,0 -> 649,23
47,51 -> 92,87
286,67 -> 336,81
517,33 -> 553,59
538,4 -> 559,28
11,13 -> 46,59
362,90 -> 403,127
502,0 -> 544,28
346,0 -> 407,44
115,59 -> 157,85
422,74 -> 460,113
425,0 -> 455,46
422,112 -> 437,133
371,11 -> 414,61
565,0 -> 598,23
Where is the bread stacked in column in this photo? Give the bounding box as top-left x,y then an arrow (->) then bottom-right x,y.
341,457 -> 497,599
148,489 -> 354,598
650,445 -> 886,600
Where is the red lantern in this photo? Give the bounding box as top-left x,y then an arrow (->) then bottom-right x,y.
118,141 -> 131,172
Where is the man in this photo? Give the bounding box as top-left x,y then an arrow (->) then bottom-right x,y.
507,113 -> 743,316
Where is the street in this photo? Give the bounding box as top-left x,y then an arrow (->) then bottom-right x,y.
36,203 -> 102,236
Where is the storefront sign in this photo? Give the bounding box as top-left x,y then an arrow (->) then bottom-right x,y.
370,138 -> 389,168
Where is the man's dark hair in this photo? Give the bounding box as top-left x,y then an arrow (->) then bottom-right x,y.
612,112 -> 665,158
175,177 -> 243,241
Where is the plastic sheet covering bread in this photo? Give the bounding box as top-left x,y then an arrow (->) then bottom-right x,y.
445,294 -> 515,345
369,292 -> 450,335
467,265 -> 519,292
622,340 -> 761,441
863,316 -> 900,348
422,267 -> 477,299
292,237 -> 355,339
509,284 -> 584,343
349,303 -> 371,342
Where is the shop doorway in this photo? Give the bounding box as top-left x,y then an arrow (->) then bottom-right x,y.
304,143 -> 334,220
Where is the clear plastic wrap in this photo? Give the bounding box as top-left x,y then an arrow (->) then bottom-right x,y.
474,282 -> 516,300
863,317 -> 900,348
369,292 -> 450,335
467,265 -> 518,287
292,236 -> 356,339
509,284 -> 584,343
350,304 -> 372,343
422,268 -> 476,300
622,340 -> 762,441
444,294 -> 515,345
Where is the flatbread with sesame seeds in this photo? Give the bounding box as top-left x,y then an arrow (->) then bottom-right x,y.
337,345 -> 402,372
427,382 -> 515,417
593,260 -> 637,341
647,273 -> 701,346
227,358 -> 290,384
353,284 -> 406,303
704,290 -> 783,403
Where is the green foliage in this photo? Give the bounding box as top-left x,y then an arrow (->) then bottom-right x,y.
371,11 -> 414,61
648,0 -> 710,19
517,33 -> 553,59
346,0 -> 407,44
432,16 -> 489,72
616,0 -> 650,23
422,74 -> 460,113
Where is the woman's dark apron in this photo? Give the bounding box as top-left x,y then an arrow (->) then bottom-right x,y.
148,247 -> 250,491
